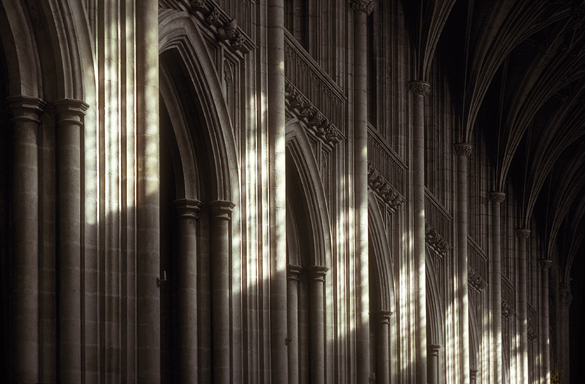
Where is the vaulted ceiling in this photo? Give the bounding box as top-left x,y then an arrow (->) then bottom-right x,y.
403,0 -> 585,376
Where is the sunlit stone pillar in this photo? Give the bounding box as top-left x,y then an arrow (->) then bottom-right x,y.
8,96 -> 45,383
174,199 -> 202,382
351,1 -> 374,382
136,0 -> 160,382
454,143 -> 472,384
55,99 -> 89,383
287,265 -> 303,384
267,0 -> 288,381
539,259 -> 552,384
308,266 -> 328,384
489,191 -> 505,384
210,200 -> 235,384
428,344 -> 441,384
516,228 -> 530,384
410,80 -> 430,384
377,311 -> 392,384
559,282 -> 572,383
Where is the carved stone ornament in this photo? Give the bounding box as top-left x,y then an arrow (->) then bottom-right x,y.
468,266 -> 488,292
527,324 -> 537,342
516,228 -> 531,239
539,259 -> 552,269
285,81 -> 344,146
501,300 -> 515,319
560,283 -> 573,307
425,223 -> 452,255
367,163 -> 406,212
453,143 -> 472,157
488,191 -> 505,204
409,81 -> 431,96
350,0 -> 375,15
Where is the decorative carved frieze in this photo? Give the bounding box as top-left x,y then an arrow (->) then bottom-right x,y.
350,0 -> 375,15
502,300 -> 515,319
367,162 -> 406,212
488,191 -> 506,204
468,266 -> 488,292
188,0 -> 255,54
425,223 -> 452,255
285,81 -> 344,146
453,143 -> 472,157
528,324 -> 537,342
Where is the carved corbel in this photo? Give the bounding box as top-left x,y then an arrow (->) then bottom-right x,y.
501,300 -> 515,319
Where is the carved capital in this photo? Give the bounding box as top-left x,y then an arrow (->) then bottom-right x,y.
409,81 -> 430,96
502,300 -> 515,319
174,198 -> 202,220
7,95 -> 46,124
453,143 -> 472,157
208,200 -> 235,220
528,324 -> 537,341
307,265 -> 328,281
488,191 -> 505,204
350,0 -> 374,15
54,99 -> 89,128
539,259 -> 552,269
378,310 -> 393,324
560,283 -> 573,306
516,228 -> 531,239
429,344 -> 441,356
287,264 -> 303,280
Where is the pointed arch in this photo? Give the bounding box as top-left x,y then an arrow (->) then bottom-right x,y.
159,10 -> 239,202
285,119 -> 332,268
367,191 -> 397,314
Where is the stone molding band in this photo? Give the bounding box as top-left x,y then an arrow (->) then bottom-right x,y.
409,81 -> 431,96
350,0 -> 374,15
454,143 -> 473,157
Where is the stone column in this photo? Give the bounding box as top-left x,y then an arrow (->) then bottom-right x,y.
136,0 -> 160,382
377,311 -> 392,384
410,80 -> 430,384
470,368 -> 478,384
350,1 -> 374,382
267,0 -> 288,381
454,143 -> 472,384
489,191 -> 505,384
287,265 -> 303,384
8,96 -> 45,383
55,99 -> 89,383
559,282 -> 572,383
308,266 -> 328,384
516,228 -> 530,384
174,199 -> 202,382
209,200 -> 235,384
539,259 -> 552,384
428,344 -> 441,384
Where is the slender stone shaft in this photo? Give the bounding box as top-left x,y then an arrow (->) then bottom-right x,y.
351,1 -> 373,381
267,0 -> 288,381
55,99 -> 89,383
287,265 -> 303,384
136,0 -> 160,381
410,80 -> 430,384
516,228 -> 530,384
428,344 -> 441,384
470,368 -> 478,384
539,259 -> 552,384
9,96 -> 45,384
454,143 -> 472,384
174,199 -> 202,382
377,311 -> 392,384
308,266 -> 328,384
210,200 -> 235,384
559,282 -> 572,383
489,191 -> 505,384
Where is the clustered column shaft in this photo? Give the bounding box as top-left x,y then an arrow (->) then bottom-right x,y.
454,143 -> 472,384
350,1 -> 374,382
174,198 -> 202,382
377,311 -> 392,384
516,228 -> 530,384
428,344 -> 441,384
539,259 -> 552,384
410,80 -> 430,384
210,200 -> 235,384
287,265 -> 303,384
308,266 -> 328,384
489,191 -> 505,384
8,96 -> 45,384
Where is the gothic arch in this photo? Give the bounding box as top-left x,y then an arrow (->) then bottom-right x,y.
285,120 -> 332,267
159,10 -> 239,202
367,192 -> 397,314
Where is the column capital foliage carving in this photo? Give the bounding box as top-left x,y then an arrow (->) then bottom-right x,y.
453,143 -> 472,157
350,0 -> 374,15
174,198 -> 203,219
488,191 -> 505,203
516,228 -> 531,238
539,259 -> 552,269
409,81 -> 430,96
